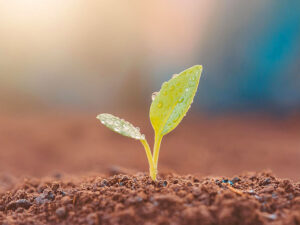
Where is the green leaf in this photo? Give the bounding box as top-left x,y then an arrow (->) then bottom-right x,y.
150,65 -> 202,136
97,113 -> 145,140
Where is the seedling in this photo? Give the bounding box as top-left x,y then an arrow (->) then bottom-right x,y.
97,65 -> 203,181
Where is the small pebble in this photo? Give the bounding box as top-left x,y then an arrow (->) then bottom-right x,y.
163,181 -> 168,187
266,213 -> 277,220
121,176 -> 129,182
56,207 -> 67,219
6,199 -> 32,210
260,178 -> 271,186
193,178 -> 200,183
100,179 -> 108,187
15,199 -> 32,209
222,179 -> 233,186
232,177 -> 241,183
248,190 -> 255,195
52,183 -> 60,192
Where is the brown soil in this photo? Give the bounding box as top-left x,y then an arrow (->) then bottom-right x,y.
1,171 -> 300,225
0,112 -> 299,224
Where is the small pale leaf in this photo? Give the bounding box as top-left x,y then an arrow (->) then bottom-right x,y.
97,113 -> 145,140
150,65 -> 202,136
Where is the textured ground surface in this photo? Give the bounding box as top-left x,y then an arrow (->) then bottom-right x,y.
0,112 -> 299,224
1,171 -> 300,225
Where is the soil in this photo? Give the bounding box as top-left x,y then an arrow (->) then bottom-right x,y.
0,111 -> 299,224
1,171 -> 300,225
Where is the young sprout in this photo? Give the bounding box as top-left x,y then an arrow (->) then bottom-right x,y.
97,65 -> 203,181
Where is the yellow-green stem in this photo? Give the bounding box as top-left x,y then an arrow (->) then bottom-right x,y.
153,133 -> 163,175
140,139 -> 156,181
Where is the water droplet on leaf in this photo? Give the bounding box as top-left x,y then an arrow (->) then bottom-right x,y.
178,97 -> 184,103
162,82 -> 168,88
173,113 -> 180,122
151,92 -> 159,101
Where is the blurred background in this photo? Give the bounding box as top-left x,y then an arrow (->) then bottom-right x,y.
1,0 -> 300,113
0,1 -> 300,185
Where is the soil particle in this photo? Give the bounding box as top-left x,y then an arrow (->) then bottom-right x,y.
0,171 -> 300,225
232,177 -> 241,183
55,206 -> 67,219
6,199 -> 32,211
260,178 -> 271,186
35,188 -> 55,204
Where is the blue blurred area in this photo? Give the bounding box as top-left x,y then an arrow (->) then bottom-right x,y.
196,1 -> 300,113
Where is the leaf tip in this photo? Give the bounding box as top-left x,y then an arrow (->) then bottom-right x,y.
193,65 -> 203,72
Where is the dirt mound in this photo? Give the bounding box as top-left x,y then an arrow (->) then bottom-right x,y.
1,171 -> 299,225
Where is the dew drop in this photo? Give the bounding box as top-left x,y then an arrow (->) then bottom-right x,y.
151,92 -> 159,101
172,74 -> 179,79
185,88 -> 189,92
162,82 -> 168,88
173,113 -> 180,122
157,101 -> 163,108
178,97 -> 184,103
188,81 -> 195,87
